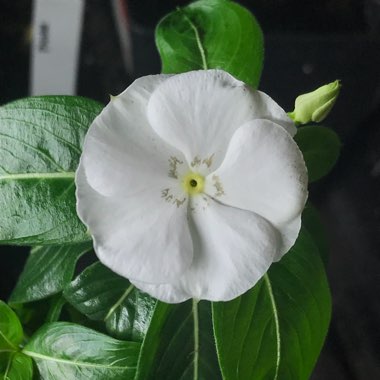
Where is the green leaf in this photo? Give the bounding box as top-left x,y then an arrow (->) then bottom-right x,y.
0,355 -> 7,374
10,243 -> 92,304
0,304 -> 30,380
0,353 -> 33,380
212,229 -> 331,380
0,96 -> 102,245
135,300 -> 222,380
45,294 -> 67,323
294,125 -> 341,182
0,301 -> 23,351
156,0 -> 264,87
64,262 -> 156,341
11,297 -> 66,339
302,203 -> 329,265
23,322 -> 141,380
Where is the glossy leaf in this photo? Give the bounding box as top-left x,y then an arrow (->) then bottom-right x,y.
10,243 -> 92,304
295,125 -> 341,182
0,96 -> 102,245
23,322 -> 141,380
213,229 -> 331,380
0,301 -> 23,350
64,262 -> 156,341
156,0 -> 264,87
135,300 -> 222,380
0,353 -> 33,380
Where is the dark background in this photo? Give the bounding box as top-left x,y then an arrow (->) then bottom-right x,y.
1,1 -> 380,378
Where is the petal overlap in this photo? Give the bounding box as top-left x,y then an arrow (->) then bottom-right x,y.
132,196 -> 281,302
205,119 -> 308,257
147,70 -> 295,173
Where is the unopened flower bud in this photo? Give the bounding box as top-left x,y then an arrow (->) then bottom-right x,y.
289,80 -> 341,124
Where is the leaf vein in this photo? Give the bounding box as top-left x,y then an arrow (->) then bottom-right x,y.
264,274 -> 281,380
22,350 -> 135,370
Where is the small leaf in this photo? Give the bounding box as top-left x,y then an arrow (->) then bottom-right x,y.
0,301 -> 23,350
134,300 -> 222,380
0,96 -> 102,245
64,262 -> 156,341
294,125 -> 341,182
156,0 -> 264,87
9,243 -> 92,304
23,322 -> 141,380
0,353 -> 33,380
212,229 -> 331,380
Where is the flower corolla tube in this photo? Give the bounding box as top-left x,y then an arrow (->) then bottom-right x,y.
76,70 -> 308,303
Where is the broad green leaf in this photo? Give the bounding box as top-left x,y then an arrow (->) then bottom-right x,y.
0,301 -> 23,350
156,0 -> 264,87
64,262 -> 156,341
294,125 -> 341,182
0,353 -> 33,380
213,229 -> 331,380
23,322 -> 141,380
302,203 -> 329,265
0,96 -> 102,245
135,300 -> 222,380
10,243 -> 92,304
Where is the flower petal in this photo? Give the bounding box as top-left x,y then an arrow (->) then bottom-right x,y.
75,165 -> 193,284
147,70 -> 295,173
81,74 -> 187,197
132,196 -> 281,302
205,119 -> 308,257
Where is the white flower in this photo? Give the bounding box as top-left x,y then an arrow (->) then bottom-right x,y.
76,70 -> 308,303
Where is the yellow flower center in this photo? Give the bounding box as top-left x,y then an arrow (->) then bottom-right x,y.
182,172 -> 205,195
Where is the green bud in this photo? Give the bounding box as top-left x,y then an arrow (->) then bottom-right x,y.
289,80 -> 341,125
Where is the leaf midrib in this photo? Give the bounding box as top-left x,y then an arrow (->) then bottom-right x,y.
104,284 -> 135,322
22,350 -> 135,370
264,274 -> 281,380
0,329 -> 18,351
182,12 -> 208,70
192,300 -> 200,380
0,172 -> 75,181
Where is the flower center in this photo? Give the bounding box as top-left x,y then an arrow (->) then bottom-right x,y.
182,172 -> 205,195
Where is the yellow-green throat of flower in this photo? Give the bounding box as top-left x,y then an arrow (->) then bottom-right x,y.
182,172 -> 205,195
